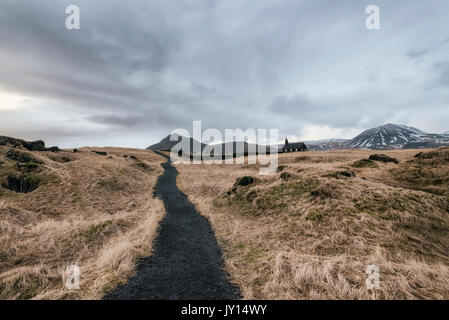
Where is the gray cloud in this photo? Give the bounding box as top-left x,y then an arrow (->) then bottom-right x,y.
406,37 -> 449,60
407,48 -> 431,59
86,115 -> 147,127
433,60 -> 449,87
0,0 -> 449,148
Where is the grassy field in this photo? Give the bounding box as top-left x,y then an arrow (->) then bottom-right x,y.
176,147 -> 449,299
0,146 -> 165,299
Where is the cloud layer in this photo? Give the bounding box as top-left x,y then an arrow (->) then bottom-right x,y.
0,0 -> 448,147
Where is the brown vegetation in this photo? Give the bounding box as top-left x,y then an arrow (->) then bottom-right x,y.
0,146 -> 165,299
176,148 -> 449,299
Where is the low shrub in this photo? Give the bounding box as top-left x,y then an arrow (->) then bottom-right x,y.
352,159 -> 378,168
369,154 -> 399,164
2,174 -> 41,193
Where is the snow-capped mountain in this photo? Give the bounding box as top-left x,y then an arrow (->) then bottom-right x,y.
344,124 -> 449,150
149,124 -> 449,153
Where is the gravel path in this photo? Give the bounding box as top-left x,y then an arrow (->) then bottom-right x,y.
105,152 -> 241,300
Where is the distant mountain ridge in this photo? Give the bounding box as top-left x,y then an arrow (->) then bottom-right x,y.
304,139 -> 348,151
344,124 -> 425,149
146,134 -> 206,152
305,125 -> 449,150
344,123 -> 449,150
147,134 -> 271,154
147,124 -> 449,153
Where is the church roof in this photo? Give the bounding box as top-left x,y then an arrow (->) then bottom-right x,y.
283,142 -> 307,149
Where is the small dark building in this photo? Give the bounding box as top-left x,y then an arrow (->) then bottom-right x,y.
282,138 -> 307,153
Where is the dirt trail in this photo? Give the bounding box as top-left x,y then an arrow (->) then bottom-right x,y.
105,152 -> 241,300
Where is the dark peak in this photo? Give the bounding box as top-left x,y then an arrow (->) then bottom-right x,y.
161,133 -> 183,142
147,134 -> 205,151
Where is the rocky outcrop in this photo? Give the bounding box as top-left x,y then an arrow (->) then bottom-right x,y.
369,154 -> 399,164
0,136 -> 59,152
6,149 -> 40,163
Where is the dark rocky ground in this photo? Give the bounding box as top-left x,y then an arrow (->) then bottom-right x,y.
105,152 -> 241,300
0,136 -> 59,152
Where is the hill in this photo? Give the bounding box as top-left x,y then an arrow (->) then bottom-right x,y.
176,147 -> 449,299
148,124 -> 449,153
148,134 -> 271,155
304,139 -> 348,151
344,124 -> 449,150
0,137 -> 165,299
0,135 -> 59,152
146,134 -> 206,152
213,141 -> 271,155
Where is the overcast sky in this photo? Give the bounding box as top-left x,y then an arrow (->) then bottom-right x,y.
0,0 -> 448,148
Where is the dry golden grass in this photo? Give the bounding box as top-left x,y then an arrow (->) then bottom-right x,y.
0,146 -> 165,299
176,148 -> 449,300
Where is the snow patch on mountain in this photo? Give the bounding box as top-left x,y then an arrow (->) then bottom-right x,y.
343,123 -> 448,150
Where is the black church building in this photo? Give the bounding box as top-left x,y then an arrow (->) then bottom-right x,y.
281,138 -> 307,153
